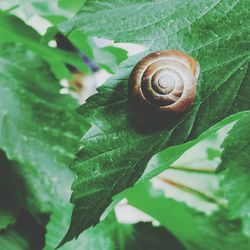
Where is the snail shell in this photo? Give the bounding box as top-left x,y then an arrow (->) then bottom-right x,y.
128,50 -> 200,113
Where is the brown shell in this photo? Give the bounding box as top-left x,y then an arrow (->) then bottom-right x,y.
128,50 -> 200,113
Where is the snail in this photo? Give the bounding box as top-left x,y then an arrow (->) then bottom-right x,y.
128,50 -> 200,113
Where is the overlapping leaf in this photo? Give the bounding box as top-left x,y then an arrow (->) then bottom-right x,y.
0,11 -> 90,78
58,0 -> 86,14
127,182 -> 250,250
0,210 -> 45,250
56,0 -> 250,243
219,113 -> 250,236
0,152 -> 25,230
65,30 -> 128,73
0,43 -> 89,215
0,42 -> 89,247
45,207 -> 184,250
142,111 -> 248,180
0,0 -> 72,19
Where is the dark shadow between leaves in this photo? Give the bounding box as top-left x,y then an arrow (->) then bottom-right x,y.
127,96 -> 187,135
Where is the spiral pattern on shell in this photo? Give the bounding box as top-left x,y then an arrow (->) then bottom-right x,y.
128,50 -> 200,113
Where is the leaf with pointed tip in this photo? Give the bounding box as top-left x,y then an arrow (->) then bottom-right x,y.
46,206 -> 184,250
58,0 -> 250,243
219,113 -> 250,236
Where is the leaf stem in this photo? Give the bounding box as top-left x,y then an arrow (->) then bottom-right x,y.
158,177 -> 225,207
168,165 -> 216,174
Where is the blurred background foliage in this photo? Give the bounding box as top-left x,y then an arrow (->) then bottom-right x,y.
0,0 -> 249,249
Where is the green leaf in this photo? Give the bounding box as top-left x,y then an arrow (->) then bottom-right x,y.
45,204 -> 130,250
1,154 -> 64,218
43,14 -> 68,25
0,228 -> 32,250
59,0 -> 250,243
0,11 -> 90,79
0,150 -> 52,224
0,42 -> 92,249
0,152 -> 25,230
30,0 -> 64,16
58,0 -> 249,51
66,30 -> 128,73
43,28 -> 128,74
0,149 -> 56,228
0,210 -> 45,250
1,0 -> 71,18
45,205 -> 76,250
219,112 -> 250,236
46,206 -> 184,250
0,43 -> 89,213
127,223 -> 185,250
207,147 -> 221,160
142,111 -> 247,180
91,45 -> 128,73
58,0 -> 86,13
0,42 -> 91,248
127,182 -> 250,250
